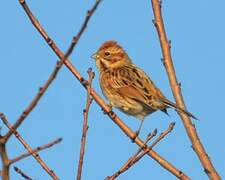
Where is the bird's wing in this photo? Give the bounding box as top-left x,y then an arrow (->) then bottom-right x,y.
107,65 -> 198,119
109,65 -> 167,108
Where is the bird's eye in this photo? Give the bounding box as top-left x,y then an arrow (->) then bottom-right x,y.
104,51 -> 110,56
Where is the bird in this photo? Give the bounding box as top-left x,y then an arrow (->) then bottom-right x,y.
91,40 -> 197,136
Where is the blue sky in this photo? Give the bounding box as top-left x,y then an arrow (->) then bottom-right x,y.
1,1 -> 224,179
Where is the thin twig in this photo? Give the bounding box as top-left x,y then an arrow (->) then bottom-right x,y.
10,138 -> 62,165
3,60 -> 64,142
0,113 -> 58,180
106,129 -> 157,180
4,0 -> 102,142
133,122 -> 175,165
14,166 -> 33,180
18,1 -> 190,179
62,0 -> 103,63
107,123 -> 175,180
76,68 -> 94,180
151,0 -> 221,179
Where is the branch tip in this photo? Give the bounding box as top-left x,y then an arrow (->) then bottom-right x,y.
153,128 -> 158,136
169,122 -> 176,129
87,67 -> 92,73
14,166 -> 33,180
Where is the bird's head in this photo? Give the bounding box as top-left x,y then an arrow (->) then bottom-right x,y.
92,41 -> 131,71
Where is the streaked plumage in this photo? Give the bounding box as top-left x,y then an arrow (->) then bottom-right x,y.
92,41 -> 196,133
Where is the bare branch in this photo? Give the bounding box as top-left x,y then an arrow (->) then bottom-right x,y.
151,0 -> 220,179
76,68 -> 94,180
5,0 -> 102,142
18,1 -> 190,179
10,138 -> 62,165
133,122 -> 175,164
14,166 -> 33,180
105,129 -> 157,180
107,123 -> 175,180
0,113 -> 58,180
3,60 -> 64,142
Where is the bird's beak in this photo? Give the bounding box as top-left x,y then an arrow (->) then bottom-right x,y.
91,53 -> 98,60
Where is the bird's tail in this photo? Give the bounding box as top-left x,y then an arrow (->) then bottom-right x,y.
161,99 -> 198,120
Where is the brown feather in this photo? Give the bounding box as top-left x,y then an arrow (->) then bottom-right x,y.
94,41 -> 197,121
99,41 -> 119,51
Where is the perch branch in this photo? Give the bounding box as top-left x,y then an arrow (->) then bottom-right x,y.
151,0 -> 220,179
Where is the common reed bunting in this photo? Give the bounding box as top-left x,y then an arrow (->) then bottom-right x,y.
92,41 -> 197,136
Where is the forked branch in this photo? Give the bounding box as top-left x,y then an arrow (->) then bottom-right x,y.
0,113 -> 58,180
106,123 -> 175,180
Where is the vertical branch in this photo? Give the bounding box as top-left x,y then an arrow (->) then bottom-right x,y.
151,0 -> 221,179
0,139 -> 10,180
76,68 -> 94,180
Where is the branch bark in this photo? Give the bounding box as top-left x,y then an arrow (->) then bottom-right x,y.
9,138 -> 62,165
76,69 -> 94,180
151,0 -> 221,179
